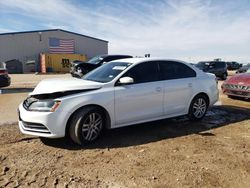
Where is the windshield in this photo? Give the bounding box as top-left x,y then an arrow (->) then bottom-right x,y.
83,62 -> 132,83
87,56 -> 104,64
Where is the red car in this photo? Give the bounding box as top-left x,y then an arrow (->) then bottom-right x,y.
222,68 -> 250,99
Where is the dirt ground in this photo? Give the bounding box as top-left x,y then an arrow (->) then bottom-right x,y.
0,74 -> 250,187
0,74 -> 71,125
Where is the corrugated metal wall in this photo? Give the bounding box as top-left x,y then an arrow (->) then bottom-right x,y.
0,30 -> 108,73
40,53 -> 87,73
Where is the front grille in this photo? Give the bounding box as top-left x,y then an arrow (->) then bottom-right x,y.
227,90 -> 250,97
22,121 -> 51,134
224,84 -> 250,91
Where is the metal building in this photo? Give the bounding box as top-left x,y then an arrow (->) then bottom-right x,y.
0,29 -> 108,73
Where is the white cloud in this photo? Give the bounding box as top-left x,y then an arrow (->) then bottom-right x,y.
0,28 -> 14,33
0,0 -> 250,63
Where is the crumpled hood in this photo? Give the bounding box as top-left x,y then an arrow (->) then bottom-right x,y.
30,78 -> 103,95
226,73 -> 250,86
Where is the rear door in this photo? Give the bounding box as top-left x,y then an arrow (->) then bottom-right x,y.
159,61 -> 197,115
114,61 -> 164,126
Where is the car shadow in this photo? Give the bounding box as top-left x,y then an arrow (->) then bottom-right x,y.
40,105 -> 250,150
0,88 -> 34,94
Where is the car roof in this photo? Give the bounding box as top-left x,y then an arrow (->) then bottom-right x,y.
112,57 -> 189,65
198,61 -> 226,63
100,54 -> 133,58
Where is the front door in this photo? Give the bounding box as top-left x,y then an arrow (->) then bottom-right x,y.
114,61 -> 164,126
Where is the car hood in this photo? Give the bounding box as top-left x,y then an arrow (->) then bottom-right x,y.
30,78 -> 103,95
225,73 -> 250,86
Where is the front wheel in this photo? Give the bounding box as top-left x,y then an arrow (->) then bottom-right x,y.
69,107 -> 104,145
188,95 -> 208,120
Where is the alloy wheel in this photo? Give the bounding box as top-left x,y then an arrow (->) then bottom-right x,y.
192,98 -> 207,118
81,112 -> 103,141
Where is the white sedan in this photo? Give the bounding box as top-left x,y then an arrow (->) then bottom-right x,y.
18,58 -> 218,145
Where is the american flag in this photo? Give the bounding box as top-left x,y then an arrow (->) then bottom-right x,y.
49,38 -> 75,54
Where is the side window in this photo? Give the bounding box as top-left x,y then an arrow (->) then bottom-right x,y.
159,61 -> 176,80
159,61 -> 196,80
209,62 -> 216,69
174,62 -> 196,78
122,61 -> 159,84
216,61 -> 226,68
102,57 -> 112,64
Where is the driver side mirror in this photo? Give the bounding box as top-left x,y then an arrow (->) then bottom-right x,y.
118,77 -> 134,85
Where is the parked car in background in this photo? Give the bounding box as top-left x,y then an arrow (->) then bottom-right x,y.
18,58 -> 218,145
236,63 -> 250,74
0,62 -> 11,88
226,61 -> 242,70
222,68 -> 250,99
195,61 -> 228,80
70,54 -> 133,78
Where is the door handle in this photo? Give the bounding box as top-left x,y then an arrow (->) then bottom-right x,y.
156,87 -> 162,92
188,83 -> 192,87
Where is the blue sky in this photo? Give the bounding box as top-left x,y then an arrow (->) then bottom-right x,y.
0,0 -> 250,63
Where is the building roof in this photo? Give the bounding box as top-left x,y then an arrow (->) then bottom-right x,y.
0,29 -> 108,43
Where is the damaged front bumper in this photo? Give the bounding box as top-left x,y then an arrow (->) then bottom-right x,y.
18,103 -> 69,138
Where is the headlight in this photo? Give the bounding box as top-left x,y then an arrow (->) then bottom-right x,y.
77,67 -> 82,73
28,100 -> 61,112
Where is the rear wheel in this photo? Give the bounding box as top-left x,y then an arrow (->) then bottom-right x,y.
69,107 -> 104,145
189,95 -> 208,120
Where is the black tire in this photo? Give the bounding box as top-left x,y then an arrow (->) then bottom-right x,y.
188,95 -> 208,121
69,107 -> 104,145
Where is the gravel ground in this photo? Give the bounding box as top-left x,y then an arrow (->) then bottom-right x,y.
0,73 -> 249,187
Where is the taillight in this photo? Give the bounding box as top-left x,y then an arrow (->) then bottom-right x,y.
0,70 -> 7,74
